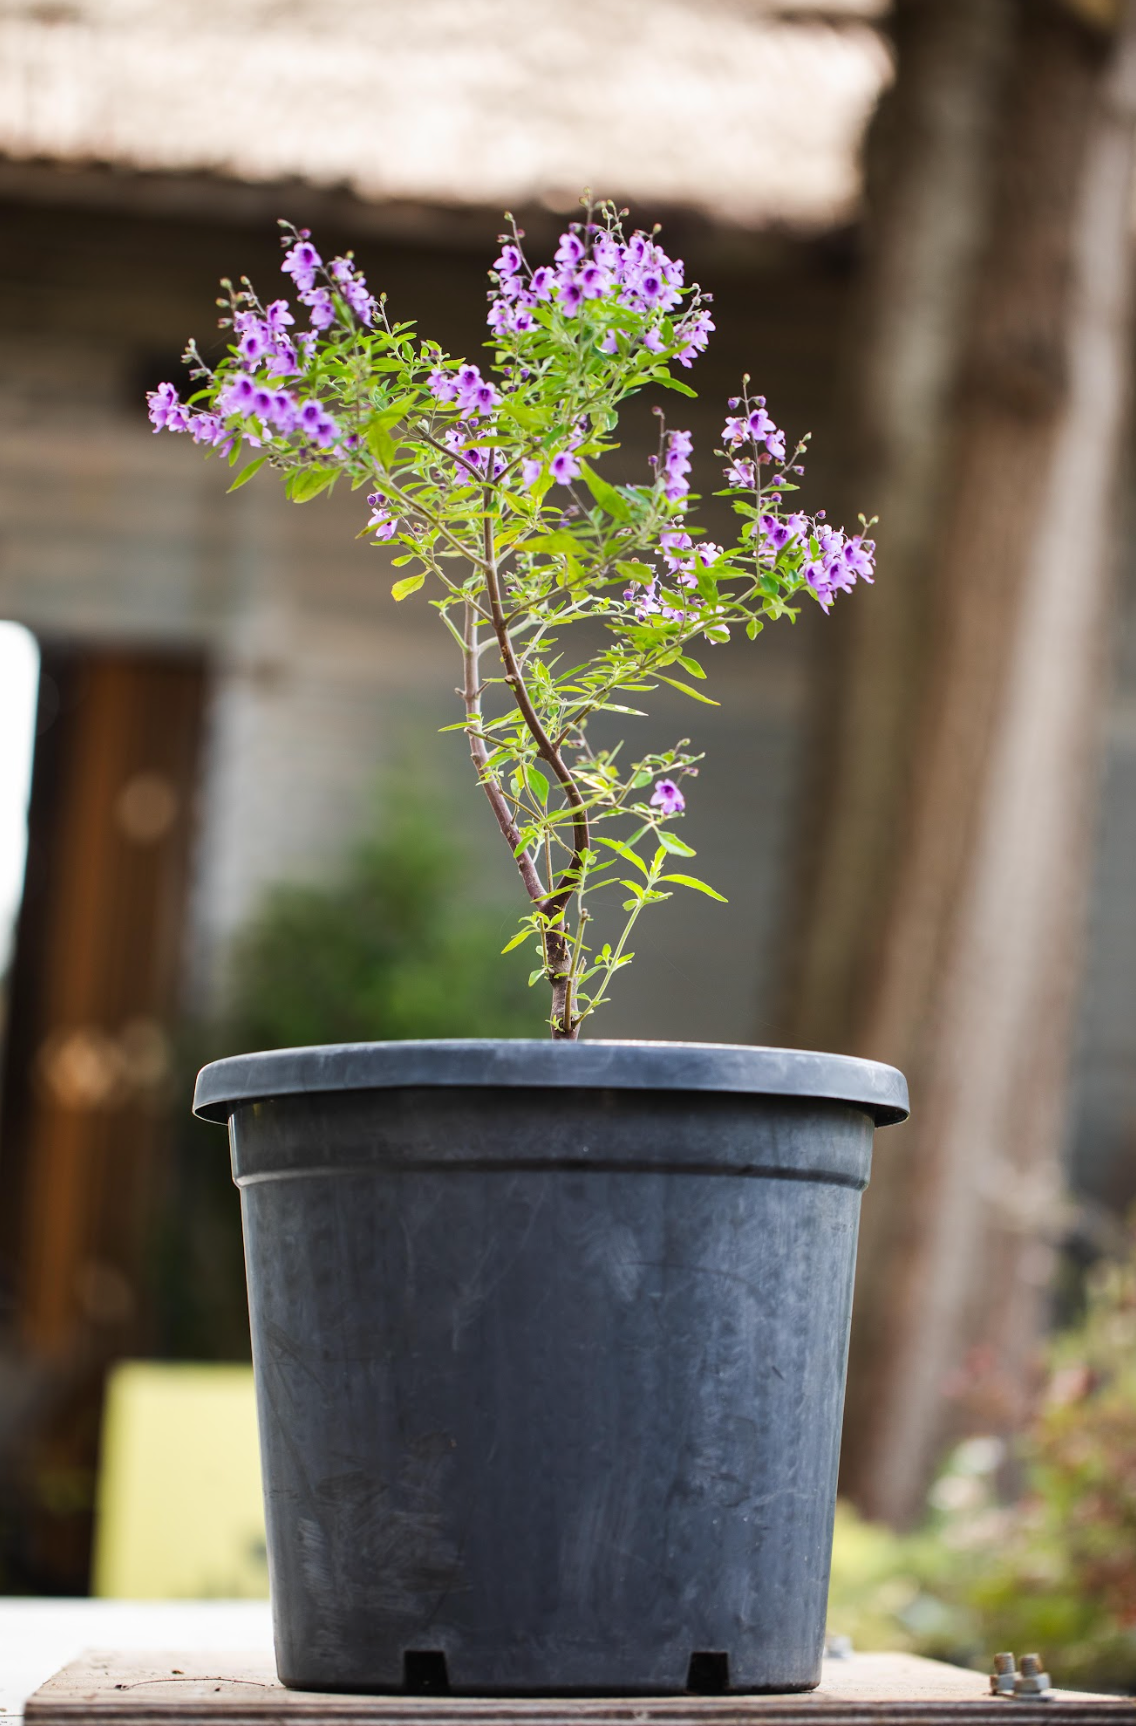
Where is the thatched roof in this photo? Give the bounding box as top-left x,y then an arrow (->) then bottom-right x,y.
0,0 -> 890,230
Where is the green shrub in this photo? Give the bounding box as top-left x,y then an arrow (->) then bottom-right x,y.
221,789 -> 534,1050
829,1229 -> 1136,1693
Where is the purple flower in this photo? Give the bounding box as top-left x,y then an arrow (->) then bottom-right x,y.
219,373 -> 257,415
650,779 -> 685,816
269,390 -> 298,433
722,416 -> 747,447
757,514 -> 794,556
641,328 -> 666,354
555,230 -> 585,268
550,450 -> 580,485
330,258 -> 375,324
265,335 -> 299,379
494,242 -> 524,277
626,578 -> 661,619
453,364 -> 498,417
282,240 -> 322,294
366,489 -> 398,540
301,288 -> 336,330
521,457 -> 543,487
804,560 -> 836,610
578,261 -> 610,299
264,299 -> 294,335
676,308 -> 714,367
428,367 -> 459,404
298,400 -> 323,433
147,381 -> 190,433
598,329 -> 620,354
558,277 -> 584,315
747,405 -> 774,441
530,266 -> 554,301
662,428 -> 693,503
250,384 -> 276,419
311,413 -> 339,449
726,458 -> 755,488
237,323 -> 271,366
659,528 -> 693,569
765,426 -> 787,463
841,535 -> 876,583
187,412 -> 229,448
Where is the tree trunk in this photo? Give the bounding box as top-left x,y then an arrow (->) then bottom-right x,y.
784,0 -> 1136,1525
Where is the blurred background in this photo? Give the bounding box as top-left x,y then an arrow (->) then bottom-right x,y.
2,0 -> 1136,1689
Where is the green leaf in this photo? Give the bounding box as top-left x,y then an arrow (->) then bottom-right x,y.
366,421 -> 397,468
656,676 -> 720,706
658,831 -> 696,857
593,835 -> 651,876
288,466 -> 337,503
675,654 -> 706,679
391,572 -> 425,601
525,765 -> 550,807
227,455 -> 268,492
515,530 -> 580,556
497,398 -> 541,429
660,873 -> 728,902
501,929 -> 532,954
580,462 -> 633,523
653,374 -> 697,398
375,391 -> 419,422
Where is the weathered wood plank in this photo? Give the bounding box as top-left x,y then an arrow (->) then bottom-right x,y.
24,1651 -> 1131,1726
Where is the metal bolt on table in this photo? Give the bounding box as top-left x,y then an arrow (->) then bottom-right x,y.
991,1654 -> 1018,1698
1016,1654 -> 1054,1700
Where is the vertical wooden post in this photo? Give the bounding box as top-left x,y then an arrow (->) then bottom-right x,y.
786,0 -> 1136,1524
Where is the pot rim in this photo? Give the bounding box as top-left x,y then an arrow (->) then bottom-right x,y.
193,1038 -> 909,1128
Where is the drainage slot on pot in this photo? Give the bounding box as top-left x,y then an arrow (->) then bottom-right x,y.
402,1651 -> 449,1692
686,1651 -> 730,1693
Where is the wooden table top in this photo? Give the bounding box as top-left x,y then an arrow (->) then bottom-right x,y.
23,1651 -> 1132,1726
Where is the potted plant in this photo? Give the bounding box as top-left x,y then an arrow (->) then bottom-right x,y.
156,203 -> 908,1695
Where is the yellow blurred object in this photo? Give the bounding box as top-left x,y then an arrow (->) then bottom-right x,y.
93,1361 -> 268,1599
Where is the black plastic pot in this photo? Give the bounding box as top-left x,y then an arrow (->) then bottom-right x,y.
194,1039 -> 907,1696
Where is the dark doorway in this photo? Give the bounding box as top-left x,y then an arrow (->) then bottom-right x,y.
0,643 -> 207,1592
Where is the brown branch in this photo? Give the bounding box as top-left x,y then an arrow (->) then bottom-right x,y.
482,493 -> 589,1037
461,600 -> 546,906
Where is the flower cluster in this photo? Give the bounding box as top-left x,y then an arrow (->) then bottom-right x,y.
282,236 -> 376,327
366,491 -> 399,541
487,219 -> 714,365
623,532 -> 725,630
715,396 -> 876,611
759,514 -> 875,610
723,399 -> 787,466
144,199 -> 878,1038
148,373 -> 340,453
232,299 -> 302,378
427,362 -> 500,418
146,226 -> 381,457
